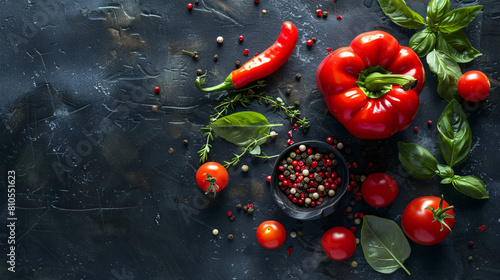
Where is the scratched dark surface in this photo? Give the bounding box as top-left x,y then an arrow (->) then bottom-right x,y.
1,0 -> 499,279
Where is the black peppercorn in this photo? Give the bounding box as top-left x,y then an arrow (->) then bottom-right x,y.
213,54 -> 219,62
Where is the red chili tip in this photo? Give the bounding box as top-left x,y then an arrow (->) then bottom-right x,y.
243,49 -> 249,56
187,3 -> 193,10
336,15 -> 342,20
316,9 -> 322,17
154,86 -> 160,94
414,126 -> 419,132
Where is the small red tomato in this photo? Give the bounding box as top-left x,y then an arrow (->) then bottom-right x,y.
361,173 -> 398,207
256,220 -> 286,249
458,70 -> 490,102
306,39 -> 314,46
401,196 -> 455,245
195,162 -> 229,196
321,227 -> 356,261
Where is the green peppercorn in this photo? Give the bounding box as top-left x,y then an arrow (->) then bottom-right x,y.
290,152 -> 297,159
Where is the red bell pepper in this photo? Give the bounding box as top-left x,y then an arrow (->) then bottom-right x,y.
316,31 -> 425,139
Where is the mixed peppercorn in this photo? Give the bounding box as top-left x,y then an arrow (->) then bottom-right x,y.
276,144 -> 342,207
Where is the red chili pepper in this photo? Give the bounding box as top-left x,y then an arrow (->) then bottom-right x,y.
196,22 -> 298,92
316,31 -> 425,139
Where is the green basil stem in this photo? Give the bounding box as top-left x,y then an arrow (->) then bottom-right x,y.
363,72 -> 417,92
425,195 -> 455,232
196,74 -> 236,92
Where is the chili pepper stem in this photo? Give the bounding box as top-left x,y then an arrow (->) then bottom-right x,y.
196,74 -> 236,93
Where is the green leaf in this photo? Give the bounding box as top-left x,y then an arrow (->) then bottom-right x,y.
210,111 -> 282,147
438,5 -> 483,33
426,49 -> 461,102
452,176 -> 489,199
249,145 -> 261,155
377,0 -> 426,29
427,0 -> 450,30
409,28 -> 436,57
361,215 -> 411,275
435,163 -> 454,179
397,142 -> 439,180
437,99 -> 472,167
437,30 -> 482,63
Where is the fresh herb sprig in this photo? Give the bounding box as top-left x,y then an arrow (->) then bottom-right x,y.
397,100 -> 488,199
223,134 -> 279,168
198,81 -> 310,164
378,0 -> 483,101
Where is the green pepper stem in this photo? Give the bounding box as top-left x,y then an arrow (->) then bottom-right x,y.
196,73 -> 236,93
363,72 -> 416,92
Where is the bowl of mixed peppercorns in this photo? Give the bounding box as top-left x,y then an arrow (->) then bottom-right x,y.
270,140 -> 349,220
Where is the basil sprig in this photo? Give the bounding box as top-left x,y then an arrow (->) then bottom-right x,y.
378,0 -> 483,101
397,100 -> 488,199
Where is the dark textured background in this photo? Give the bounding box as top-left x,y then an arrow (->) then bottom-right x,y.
1,0 -> 499,279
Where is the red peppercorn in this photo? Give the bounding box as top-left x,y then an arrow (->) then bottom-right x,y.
278,165 -> 285,172
428,120 -> 433,126
292,197 -> 298,203
243,49 -> 249,56
355,195 -> 362,201
337,15 -> 342,20
187,3 -> 193,10
352,162 -> 358,168
254,0 -> 260,3
306,148 -> 313,155
154,86 -> 160,94
288,130 -> 293,137
306,39 -> 314,46
350,226 -> 357,233
316,9 -> 322,17
311,201 -> 316,207
239,35 -> 244,42
327,47 -> 332,53
287,139 -> 294,145
227,211 -> 232,217
367,162 -> 374,168
247,203 -> 253,208
414,126 -> 419,132
266,175 -> 271,182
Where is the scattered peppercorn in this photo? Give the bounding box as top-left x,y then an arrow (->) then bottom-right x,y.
297,229 -> 303,235
468,241 -> 474,247
322,11 -> 329,18
468,256 -> 473,261
236,203 -> 243,210
414,126 -> 419,132
235,61 -> 241,68
247,207 -> 254,214
296,73 -> 301,80
351,261 -> 358,267
316,9 -> 322,17
213,54 -> 218,62
168,147 -> 174,154
243,49 -> 249,56
228,234 -> 234,240
337,15 -> 342,20
261,10 -> 267,14
290,231 -> 297,238
306,39 -> 314,46
196,69 -> 203,76
151,105 -> 158,112
241,165 -> 249,172
294,100 -> 300,106
354,218 -> 361,225
242,205 -> 248,212
229,215 -> 235,221
227,211 -> 233,217
311,37 -> 317,43
187,3 -> 193,10
286,88 -> 292,95
212,229 -> 219,235
154,86 -> 160,94
239,35 -> 244,42
428,120 -> 433,126
217,36 -> 224,43
183,139 -> 189,145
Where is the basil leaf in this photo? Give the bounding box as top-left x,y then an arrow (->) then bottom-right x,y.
437,30 -> 482,63
435,163 -> 454,179
397,142 -> 439,180
377,0 -> 426,29
427,0 -> 450,30
452,175 -> 489,199
409,28 -> 436,57
426,49 -> 461,102
437,99 -> 472,167
210,111 -> 281,147
438,5 -> 483,34
361,215 -> 411,275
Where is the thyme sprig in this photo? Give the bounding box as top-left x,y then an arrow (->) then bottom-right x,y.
198,80 -> 310,164
223,134 -> 279,168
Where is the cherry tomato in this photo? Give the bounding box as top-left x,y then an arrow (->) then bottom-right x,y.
196,162 -> 228,196
361,173 -> 398,207
321,226 -> 356,261
401,196 -> 455,245
458,70 -> 490,102
256,220 -> 286,249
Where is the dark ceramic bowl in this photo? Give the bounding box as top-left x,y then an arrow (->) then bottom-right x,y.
271,141 -> 349,220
